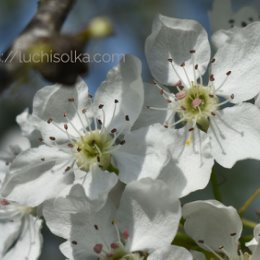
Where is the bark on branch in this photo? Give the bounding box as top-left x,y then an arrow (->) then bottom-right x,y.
0,0 -> 88,92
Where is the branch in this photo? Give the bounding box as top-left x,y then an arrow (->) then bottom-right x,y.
0,0 -> 86,92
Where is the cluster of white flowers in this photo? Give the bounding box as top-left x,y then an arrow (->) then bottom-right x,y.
1,2 -> 260,259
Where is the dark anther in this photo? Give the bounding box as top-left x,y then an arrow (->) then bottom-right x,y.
241,21 -> 247,27
226,71 -> 232,76
49,136 -> 56,141
190,49 -> 196,54
209,74 -> 215,81
68,98 -> 75,102
125,115 -> 130,121
65,166 -> 71,172
120,140 -> 126,145
94,224 -> 99,230
47,118 -> 53,124
168,58 -> 173,62
114,99 -> 119,103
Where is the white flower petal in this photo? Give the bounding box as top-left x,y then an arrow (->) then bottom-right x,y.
191,250 -> 207,260
81,166 -> 118,205
183,200 -> 242,256
1,145 -> 74,206
212,22 -> 260,102
3,215 -> 42,260
148,245 -> 193,260
61,200 -> 117,260
16,109 -> 38,138
32,79 -> 90,144
246,224 -> 260,256
211,27 -> 241,49
209,103 -> 260,168
33,79 -> 88,122
43,184 -> 93,239
133,83 -> 168,129
94,55 -> 144,132
0,213 -> 22,257
117,178 -> 181,252
145,14 -> 210,86
113,124 -> 172,183
161,128 -> 214,197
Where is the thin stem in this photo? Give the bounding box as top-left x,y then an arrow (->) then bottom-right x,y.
242,218 -> 257,229
210,166 -> 223,202
239,188 -> 260,216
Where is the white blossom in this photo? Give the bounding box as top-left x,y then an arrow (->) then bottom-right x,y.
209,0 -> 259,48
183,200 -> 260,260
43,179 -> 192,260
0,131 -> 42,260
1,55 -> 171,207
141,15 -> 260,195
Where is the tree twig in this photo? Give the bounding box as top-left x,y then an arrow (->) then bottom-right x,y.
0,0 -> 84,91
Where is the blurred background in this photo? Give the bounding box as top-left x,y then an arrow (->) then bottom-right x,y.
0,0 -> 260,259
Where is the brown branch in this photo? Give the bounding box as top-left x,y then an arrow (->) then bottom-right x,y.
0,0 -> 88,92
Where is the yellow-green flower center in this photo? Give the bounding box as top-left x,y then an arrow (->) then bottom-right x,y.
74,130 -> 114,172
177,84 -> 218,131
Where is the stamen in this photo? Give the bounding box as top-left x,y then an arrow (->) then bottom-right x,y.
0,199 -> 10,206
122,229 -> 129,240
176,91 -> 186,100
215,113 -> 244,136
181,62 -> 192,87
93,244 -> 103,254
215,71 -> 232,92
82,108 -> 93,131
64,112 -> 83,137
190,50 -> 197,83
192,98 -> 202,108
146,106 -> 168,111
152,80 -> 171,99
209,121 -> 226,155
168,58 -> 188,88
68,98 -> 87,133
112,99 -> 119,122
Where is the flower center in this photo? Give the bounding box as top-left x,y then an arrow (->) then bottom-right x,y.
176,84 -> 218,131
74,130 -> 114,172
90,223 -> 147,260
